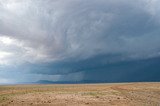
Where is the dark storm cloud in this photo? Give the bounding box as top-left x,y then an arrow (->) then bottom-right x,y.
1,0 -> 160,61
24,55 -> 160,82
27,54 -> 122,75
0,0 -> 160,82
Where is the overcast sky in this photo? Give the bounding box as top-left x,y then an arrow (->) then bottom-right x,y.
0,0 -> 160,84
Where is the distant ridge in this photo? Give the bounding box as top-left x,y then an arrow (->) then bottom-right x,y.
35,80 -> 109,84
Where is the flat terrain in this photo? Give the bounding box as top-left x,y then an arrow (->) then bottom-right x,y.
0,83 -> 160,106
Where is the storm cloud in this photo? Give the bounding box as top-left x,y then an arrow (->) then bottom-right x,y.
0,0 -> 160,83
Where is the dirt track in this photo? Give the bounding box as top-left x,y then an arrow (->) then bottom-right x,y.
0,83 -> 160,106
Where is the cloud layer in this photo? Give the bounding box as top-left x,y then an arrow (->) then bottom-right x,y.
0,0 -> 160,83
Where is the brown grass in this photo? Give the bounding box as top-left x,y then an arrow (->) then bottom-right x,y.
0,82 -> 160,106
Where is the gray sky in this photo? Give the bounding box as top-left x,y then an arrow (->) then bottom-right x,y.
0,0 -> 160,84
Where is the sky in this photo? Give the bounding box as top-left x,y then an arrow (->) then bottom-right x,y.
0,0 -> 160,84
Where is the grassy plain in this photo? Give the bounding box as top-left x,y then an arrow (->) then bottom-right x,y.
0,82 -> 160,106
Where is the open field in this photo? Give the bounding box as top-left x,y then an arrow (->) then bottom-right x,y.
0,83 -> 160,106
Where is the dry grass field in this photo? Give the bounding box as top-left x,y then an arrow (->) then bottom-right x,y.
0,82 -> 160,106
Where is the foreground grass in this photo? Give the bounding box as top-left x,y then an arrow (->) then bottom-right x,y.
0,83 -> 160,106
